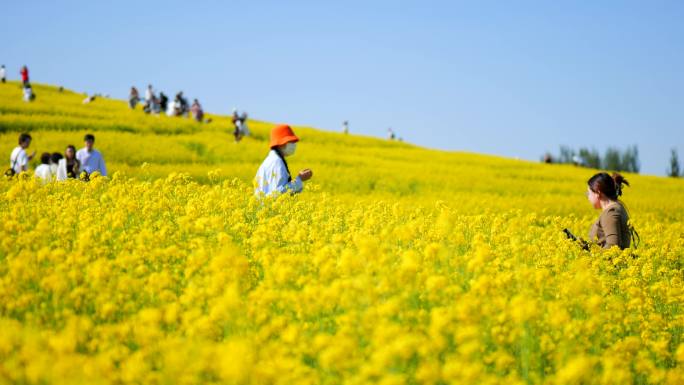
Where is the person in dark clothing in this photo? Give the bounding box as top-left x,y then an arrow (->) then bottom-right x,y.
232,109 -> 243,142
190,99 -> 204,122
175,92 -> 188,116
129,87 -> 140,109
159,92 -> 168,112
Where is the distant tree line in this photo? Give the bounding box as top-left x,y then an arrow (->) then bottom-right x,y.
542,145 -> 641,173
668,148 -> 681,178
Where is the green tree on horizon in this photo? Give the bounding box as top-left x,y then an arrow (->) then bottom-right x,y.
668,148 -> 681,177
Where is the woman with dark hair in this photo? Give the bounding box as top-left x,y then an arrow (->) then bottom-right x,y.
129,87 -> 140,109
586,172 -> 634,249
57,145 -> 80,181
254,124 -> 313,197
190,99 -> 204,122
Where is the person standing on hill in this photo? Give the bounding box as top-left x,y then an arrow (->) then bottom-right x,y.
586,172 -> 636,249
343,120 -> 349,134
23,84 -> 34,102
143,85 -> 155,114
232,109 -> 241,142
8,133 -> 35,175
145,85 -> 154,104
1,65 -> 6,83
76,134 -> 107,177
20,65 -> 29,86
129,87 -> 140,109
234,119 -> 244,142
159,92 -> 168,112
191,99 -> 204,122
239,112 -> 250,136
151,94 -> 161,114
167,98 -> 177,117
172,92 -> 187,116
254,124 -> 313,196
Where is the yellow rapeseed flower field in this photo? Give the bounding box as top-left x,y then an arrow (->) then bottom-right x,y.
0,82 -> 683,384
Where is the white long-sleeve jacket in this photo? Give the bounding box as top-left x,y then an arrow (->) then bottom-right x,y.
56,158 -> 78,181
34,164 -> 53,182
76,148 -> 107,176
254,150 -> 303,197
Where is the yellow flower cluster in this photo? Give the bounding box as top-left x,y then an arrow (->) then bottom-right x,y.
1,83 -> 683,384
0,171 -> 682,385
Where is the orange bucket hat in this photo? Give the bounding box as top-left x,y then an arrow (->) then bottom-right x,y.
270,124 -> 299,148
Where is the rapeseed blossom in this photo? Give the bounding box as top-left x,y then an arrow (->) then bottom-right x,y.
0,173 -> 682,384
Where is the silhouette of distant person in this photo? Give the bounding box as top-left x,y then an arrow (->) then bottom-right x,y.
20,65 -> 29,86
191,99 -> 204,122
129,87 -> 140,109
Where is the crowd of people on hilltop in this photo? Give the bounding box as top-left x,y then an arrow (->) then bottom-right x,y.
3,64 -> 257,148
129,85 -> 242,129
3,64 -> 404,145
129,85 -> 201,120
6,133 -> 107,182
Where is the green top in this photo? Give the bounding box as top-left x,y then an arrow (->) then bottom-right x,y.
588,201 -> 631,250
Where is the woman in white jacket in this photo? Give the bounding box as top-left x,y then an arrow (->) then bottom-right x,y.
254,124 -> 313,197
56,145 -> 81,181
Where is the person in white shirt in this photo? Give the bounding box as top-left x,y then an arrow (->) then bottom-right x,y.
254,124 -> 313,197
76,134 -> 107,177
0,65 -> 6,83
50,153 -> 62,176
9,133 -> 35,174
145,84 -> 154,103
167,99 -> 177,116
34,153 -> 53,182
142,85 -> 154,114
23,84 -> 33,102
151,95 -> 161,114
57,145 -> 81,180
240,112 -> 250,136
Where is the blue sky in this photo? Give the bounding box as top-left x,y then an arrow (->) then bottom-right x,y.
3,0 -> 683,175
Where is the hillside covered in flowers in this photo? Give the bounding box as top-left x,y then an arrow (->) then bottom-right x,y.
1,83 -> 683,384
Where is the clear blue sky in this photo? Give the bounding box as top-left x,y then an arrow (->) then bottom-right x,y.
3,0 -> 683,175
